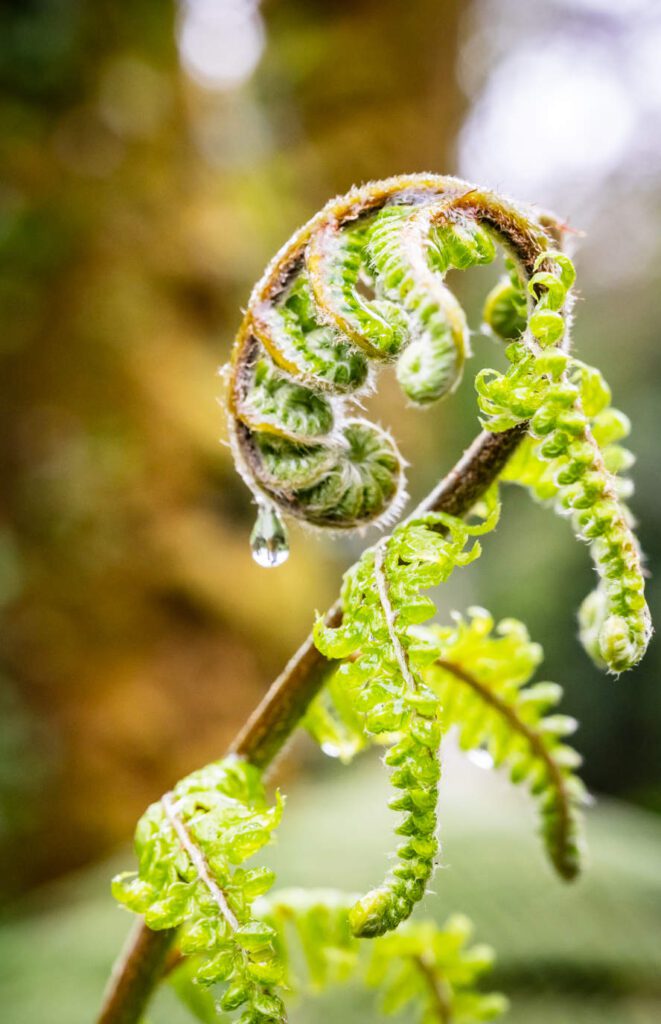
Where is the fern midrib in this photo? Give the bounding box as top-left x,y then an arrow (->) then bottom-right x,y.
413,954 -> 453,1024
434,659 -> 571,855
374,540 -> 418,691
161,793 -> 240,931
161,794 -> 282,1017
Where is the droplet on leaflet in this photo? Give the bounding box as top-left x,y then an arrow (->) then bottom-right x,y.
320,739 -> 362,765
250,505 -> 289,568
467,748 -> 494,771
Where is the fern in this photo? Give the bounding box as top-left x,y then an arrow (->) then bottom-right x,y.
255,889 -> 360,992
313,495 -> 499,937
422,609 -> 586,879
497,358 -> 647,672
227,175 -> 556,540
306,605 -> 586,882
478,255 -> 650,673
255,890 -> 508,1024
366,914 -> 507,1024
102,175 -> 652,1024
227,173 -> 649,672
112,757 -> 286,1022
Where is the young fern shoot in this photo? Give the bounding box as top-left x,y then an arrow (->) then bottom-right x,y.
113,758 -> 287,1021
105,175 -> 651,1024
313,499 -> 499,937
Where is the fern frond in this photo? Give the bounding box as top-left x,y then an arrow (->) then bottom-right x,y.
480,260 -> 651,673
307,602 -> 586,882
421,608 -> 586,880
112,756 -> 286,1023
313,497 -> 500,937
256,889 -> 360,992
498,359 -> 649,672
256,890 -> 507,1024
367,914 -> 508,1024
226,173 -> 566,552
103,175 -> 653,1024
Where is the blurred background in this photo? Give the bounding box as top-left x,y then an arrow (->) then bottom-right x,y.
0,0 -> 660,1021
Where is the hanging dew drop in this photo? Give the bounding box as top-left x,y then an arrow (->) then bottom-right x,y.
250,505 -> 290,568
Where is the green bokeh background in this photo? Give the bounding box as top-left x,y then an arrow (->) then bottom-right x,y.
0,1 -> 659,1021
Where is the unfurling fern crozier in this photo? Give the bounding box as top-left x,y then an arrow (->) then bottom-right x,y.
227,175 -> 555,550
226,173 -> 650,675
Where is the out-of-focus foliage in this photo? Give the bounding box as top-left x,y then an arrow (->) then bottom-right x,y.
258,891 -> 507,1024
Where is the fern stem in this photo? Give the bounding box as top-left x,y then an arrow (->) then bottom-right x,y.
97,922 -> 175,1024
96,423 -> 525,1024
413,955 -> 453,1024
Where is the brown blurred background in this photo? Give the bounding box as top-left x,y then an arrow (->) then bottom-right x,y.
0,1 -> 660,1021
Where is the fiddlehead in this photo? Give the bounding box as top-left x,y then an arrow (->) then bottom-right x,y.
223,174 -> 649,937
227,172 -> 650,672
226,174 -> 562,554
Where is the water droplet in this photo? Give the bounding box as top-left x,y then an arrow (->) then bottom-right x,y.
320,741 -> 342,759
467,748 -> 494,771
320,739 -> 362,765
250,505 -> 289,568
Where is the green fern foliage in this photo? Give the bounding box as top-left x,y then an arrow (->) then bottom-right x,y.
105,176 -> 654,1024
479,255 -> 650,673
421,608 -> 586,880
366,913 -> 508,1024
227,172 -> 650,671
254,890 -> 507,1024
112,756 -> 286,1023
256,888 -> 360,991
313,497 -> 499,937
227,174 -> 570,550
496,357 -> 650,673
481,258 -> 528,343
307,602 -> 586,883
